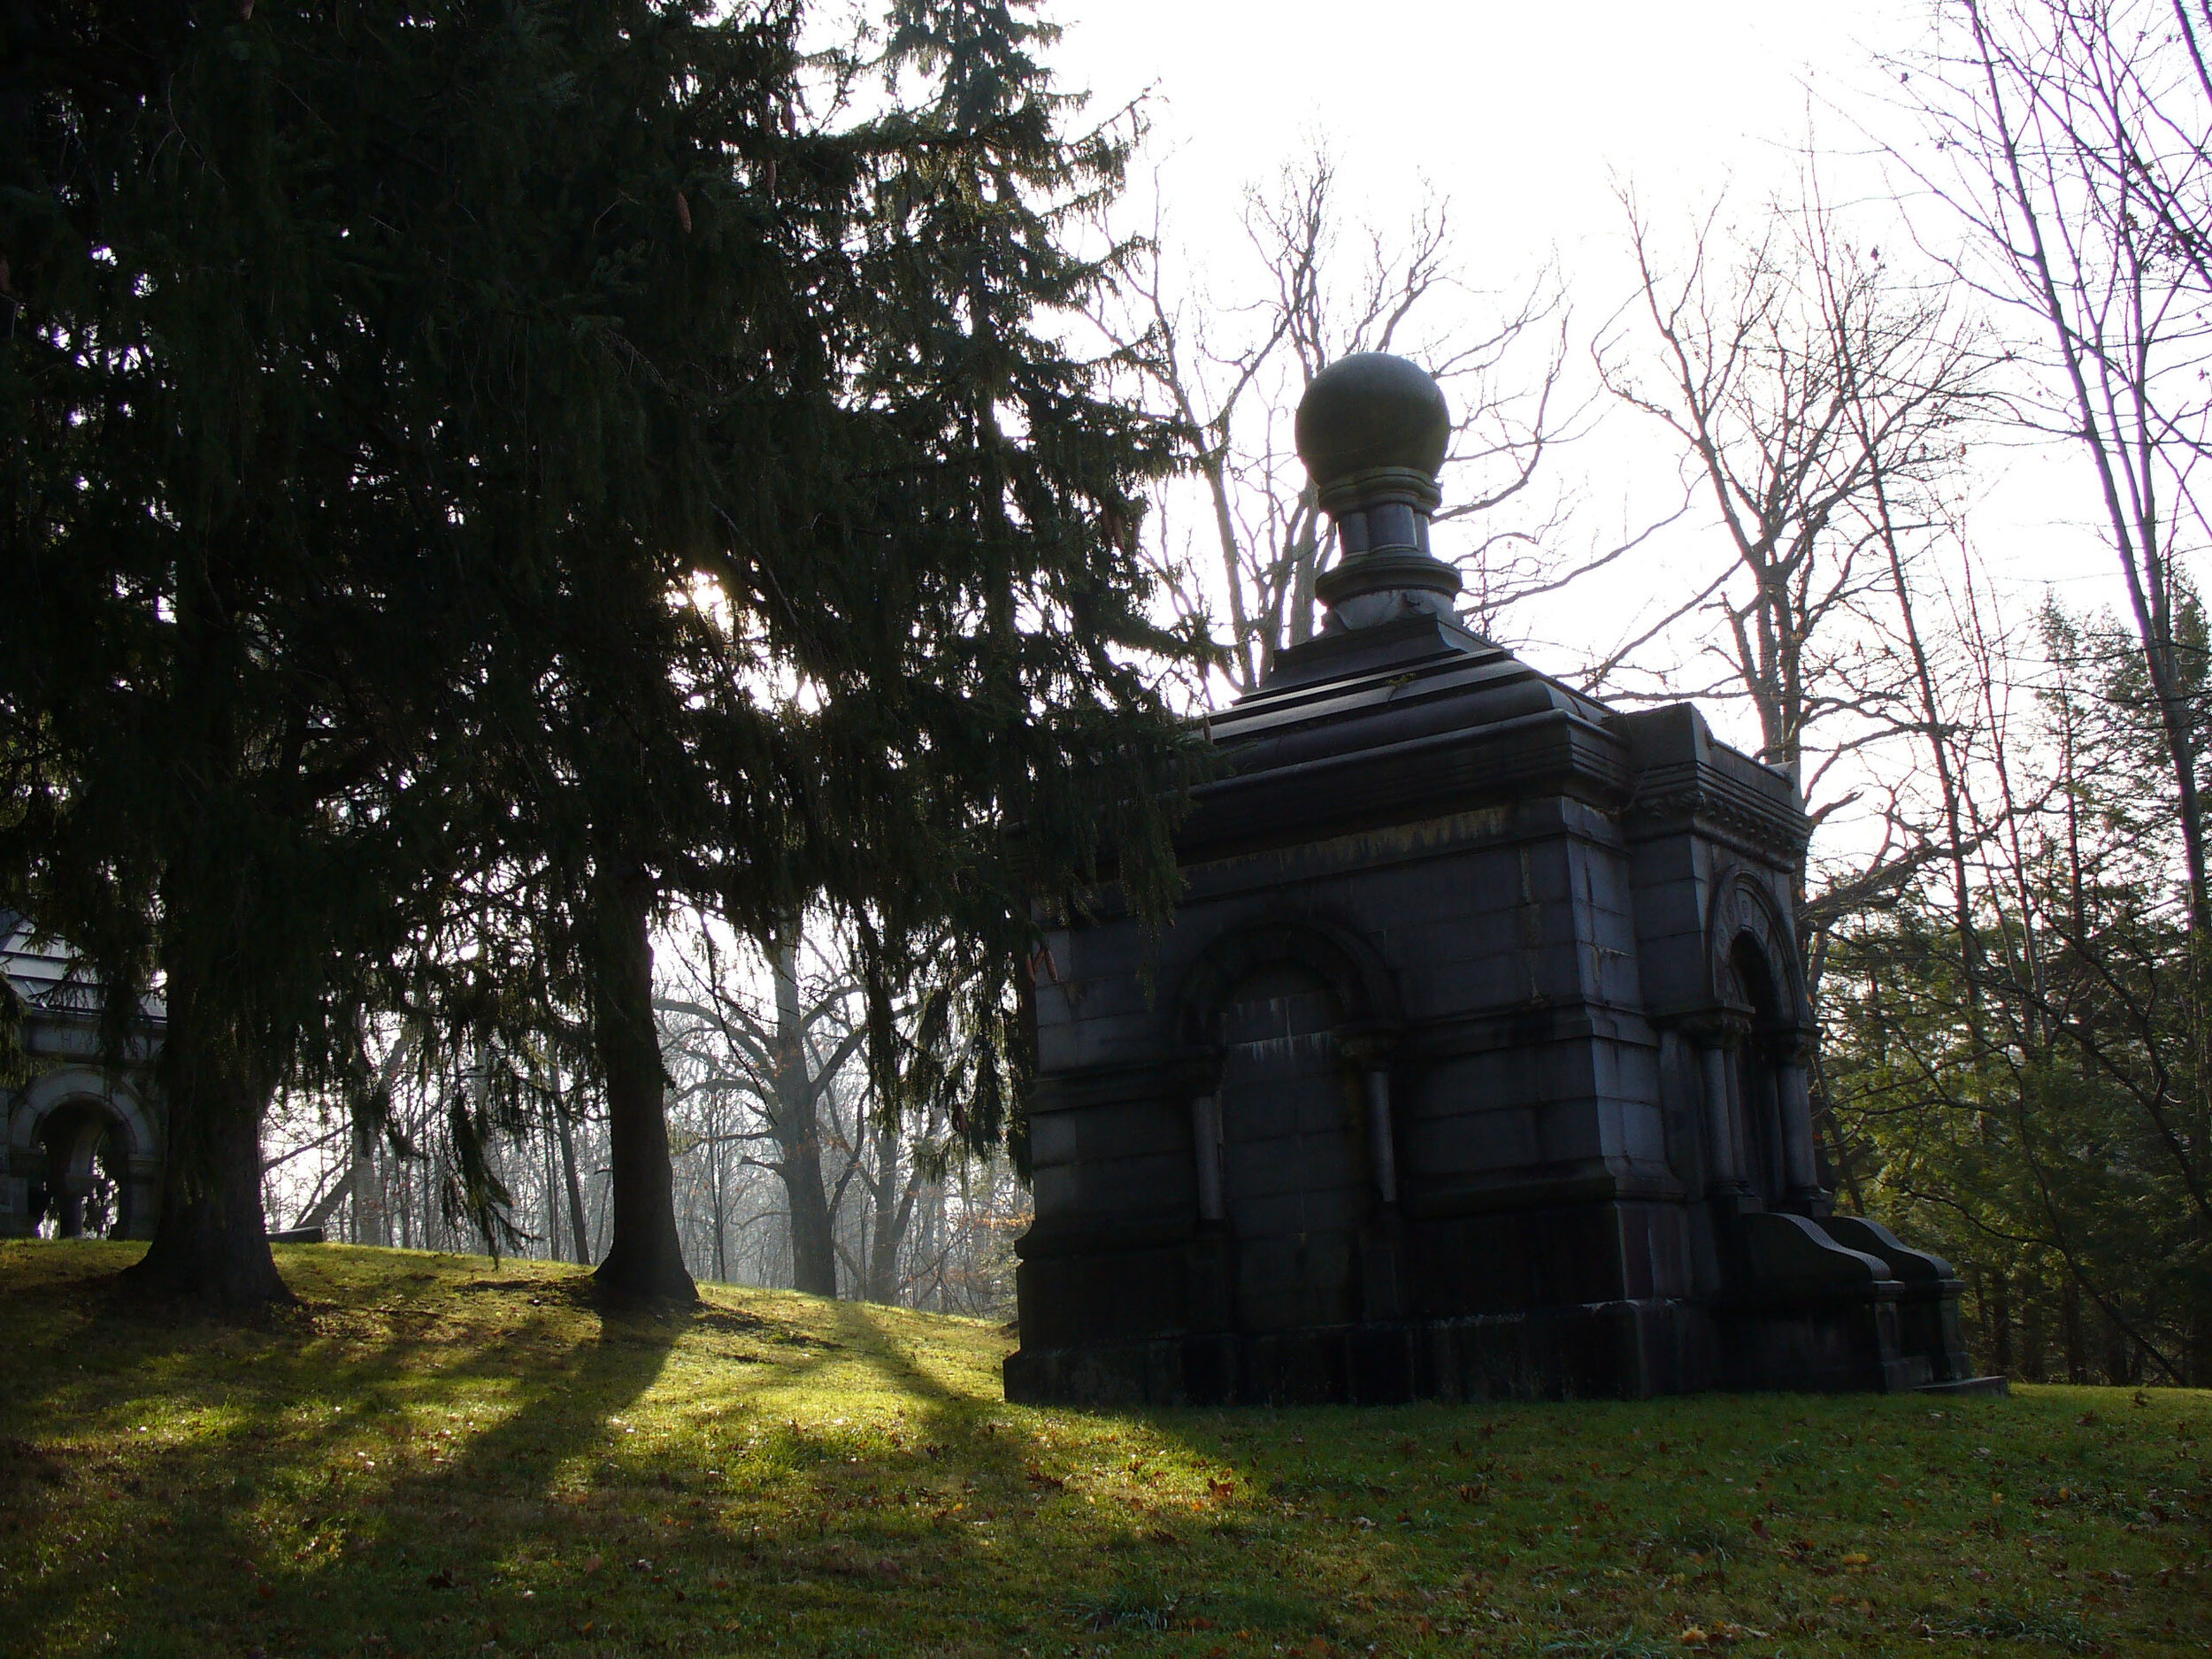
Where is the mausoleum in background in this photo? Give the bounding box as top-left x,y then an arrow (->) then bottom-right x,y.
0,913 -> 165,1240
1005,354 -> 1978,1404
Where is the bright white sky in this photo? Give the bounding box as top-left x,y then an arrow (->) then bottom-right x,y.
1064,0 -> 1916,273
1047,0 -> 2128,752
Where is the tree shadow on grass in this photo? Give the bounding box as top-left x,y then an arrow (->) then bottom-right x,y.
1,1251 -> 1340,1656
735,1300 -> 1340,1654
0,1248 -> 679,1658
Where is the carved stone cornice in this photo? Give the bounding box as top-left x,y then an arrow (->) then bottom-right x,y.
1623,758 -> 1809,864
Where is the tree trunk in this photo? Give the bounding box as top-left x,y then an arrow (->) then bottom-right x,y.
2102,1310 -> 2131,1387
2020,1280 -> 2048,1383
2062,1277 -> 2088,1386
770,926 -> 839,1298
541,1102 -> 564,1262
864,1125 -> 922,1305
710,1115 -> 728,1285
556,1101 -> 590,1265
121,566 -> 287,1310
588,864 -> 695,1305
350,1124 -> 387,1246
122,941 -> 288,1309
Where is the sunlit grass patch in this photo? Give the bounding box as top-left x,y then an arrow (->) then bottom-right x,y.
1,1238 -> 2207,1657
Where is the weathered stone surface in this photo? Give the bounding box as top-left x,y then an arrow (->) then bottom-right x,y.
1005,355 -> 1975,1405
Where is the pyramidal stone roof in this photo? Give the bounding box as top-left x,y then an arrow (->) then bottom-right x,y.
1178,350 -> 1747,863
1,914 -> 165,1024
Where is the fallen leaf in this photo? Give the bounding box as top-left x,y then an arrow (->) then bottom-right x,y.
581,1554 -> 603,1574
1840,1553 -> 1871,1568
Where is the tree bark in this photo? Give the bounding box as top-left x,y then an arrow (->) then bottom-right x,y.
119,541 -> 288,1309
2062,1277 -> 2088,1386
709,1108 -> 728,1285
556,1102 -> 590,1265
122,937 -> 288,1309
1989,1270 -> 2014,1378
541,1101 -> 564,1262
864,1125 -> 924,1305
588,864 -> 696,1305
769,926 -> 839,1298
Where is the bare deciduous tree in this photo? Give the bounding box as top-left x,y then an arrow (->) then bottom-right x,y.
656,917 -> 868,1298
1600,184 -> 1992,937
1893,0 -> 2212,933
1107,149 -> 1605,695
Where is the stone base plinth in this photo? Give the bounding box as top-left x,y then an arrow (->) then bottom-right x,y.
1004,1274 -> 1968,1408
1005,1299 -> 1704,1407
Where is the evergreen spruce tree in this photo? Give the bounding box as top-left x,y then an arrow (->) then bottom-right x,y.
3,0 -> 1202,1310
454,0 -> 1208,1302
0,1 -> 840,1305
814,0 -> 1205,1163
1,1 -> 542,1303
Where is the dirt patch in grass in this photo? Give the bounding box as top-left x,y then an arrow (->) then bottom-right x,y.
1,1238 -> 2207,1657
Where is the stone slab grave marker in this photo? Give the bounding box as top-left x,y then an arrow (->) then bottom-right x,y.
1004,352 -> 1991,1403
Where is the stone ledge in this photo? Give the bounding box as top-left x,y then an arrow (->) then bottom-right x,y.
1003,1300 -> 1706,1408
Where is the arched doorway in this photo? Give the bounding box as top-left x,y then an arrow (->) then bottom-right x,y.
1217,962 -> 1370,1333
31,1099 -> 134,1239
1702,871 -> 1820,1213
1729,936 -> 1786,1205
8,1069 -> 159,1240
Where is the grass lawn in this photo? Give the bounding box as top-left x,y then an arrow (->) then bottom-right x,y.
0,1241 -> 2206,1658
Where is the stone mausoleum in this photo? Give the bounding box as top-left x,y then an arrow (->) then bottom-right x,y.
0,912 -> 165,1240
1004,354 -> 1977,1405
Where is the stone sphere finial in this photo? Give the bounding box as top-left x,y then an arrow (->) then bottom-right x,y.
1294,353 -> 1462,630
1294,352 -> 1451,493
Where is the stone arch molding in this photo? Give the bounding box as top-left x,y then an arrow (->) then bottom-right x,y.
1172,915 -> 1404,1056
1169,912 -> 1410,1235
1705,866 -> 1809,1032
9,1065 -> 162,1170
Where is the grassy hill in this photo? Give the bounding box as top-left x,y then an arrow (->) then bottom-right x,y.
0,1241 -> 2205,1658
